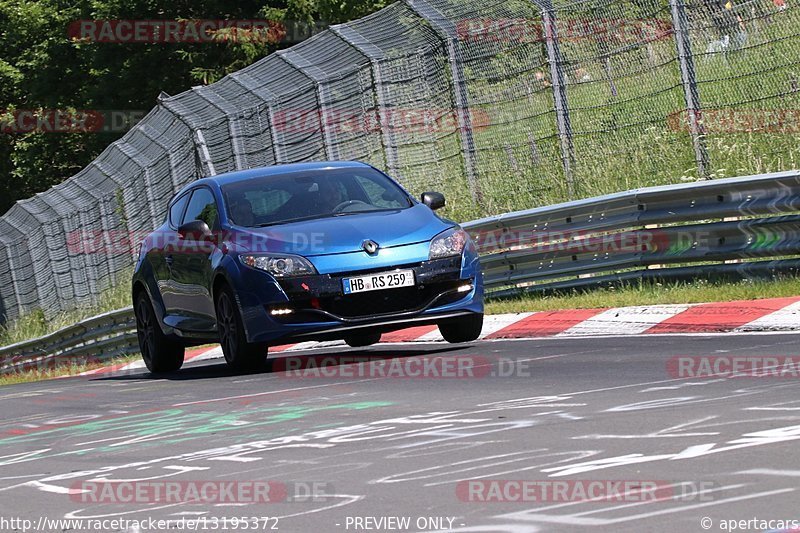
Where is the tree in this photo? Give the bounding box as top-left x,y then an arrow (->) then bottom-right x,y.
0,0 -> 389,214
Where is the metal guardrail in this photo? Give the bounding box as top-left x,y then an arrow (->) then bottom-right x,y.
3,170 -> 800,370
464,170 -> 800,296
0,308 -> 136,375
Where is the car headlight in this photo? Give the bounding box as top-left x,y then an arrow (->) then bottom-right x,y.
429,227 -> 468,260
240,254 -> 317,278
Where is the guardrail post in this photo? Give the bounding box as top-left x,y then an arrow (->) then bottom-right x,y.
403,0 -> 481,204
670,0 -> 710,179
535,0 -> 576,199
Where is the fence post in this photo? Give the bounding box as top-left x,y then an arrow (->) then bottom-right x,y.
535,0 -> 576,199
192,130 -> 217,177
3,244 -> 23,319
191,87 -> 249,171
159,96 -> 218,177
669,0 -> 710,179
403,0 -> 481,203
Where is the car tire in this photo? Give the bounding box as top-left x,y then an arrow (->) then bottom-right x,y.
135,292 -> 185,373
439,313 -> 484,343
216,286 -> 268,372
344,332 -> 382,347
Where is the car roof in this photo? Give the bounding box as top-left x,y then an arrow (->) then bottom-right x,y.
187,161 -> 375,191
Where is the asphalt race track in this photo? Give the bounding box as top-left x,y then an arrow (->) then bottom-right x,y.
2,333 -> 800,533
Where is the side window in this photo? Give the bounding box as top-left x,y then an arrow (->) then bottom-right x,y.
168,193 -> 190,228
183,188 -> 218,229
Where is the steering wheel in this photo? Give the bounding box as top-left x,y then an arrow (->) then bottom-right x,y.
332,199 -> 370,213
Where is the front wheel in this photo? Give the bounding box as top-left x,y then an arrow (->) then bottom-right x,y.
216,286 -> 268,372
439,313 -> 484,343
134,292 -> 184,373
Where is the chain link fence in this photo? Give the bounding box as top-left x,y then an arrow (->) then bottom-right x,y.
0,0 -> 797,322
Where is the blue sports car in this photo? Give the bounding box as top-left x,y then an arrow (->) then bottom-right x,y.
132,161 -> 483,372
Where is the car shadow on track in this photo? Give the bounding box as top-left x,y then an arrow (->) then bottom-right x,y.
91,344 -> 471,381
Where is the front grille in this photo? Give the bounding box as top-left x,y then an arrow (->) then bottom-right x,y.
326,286 -> 428,317
271,279 -> 467,322
322,279 -> 466,318
272,257 -> 470,321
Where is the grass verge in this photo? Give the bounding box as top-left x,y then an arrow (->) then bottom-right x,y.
0,275 -> 137,386
0,275 -> 131,348
485,276 -> 800,314
0,353 -> 140,386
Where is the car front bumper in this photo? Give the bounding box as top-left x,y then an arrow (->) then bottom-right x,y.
235,251 -> 483,345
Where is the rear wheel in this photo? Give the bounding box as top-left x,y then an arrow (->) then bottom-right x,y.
344,332 -> 382,347
439,313 -> 484,343
216,286 -> 268,372
134,292 -> 184,373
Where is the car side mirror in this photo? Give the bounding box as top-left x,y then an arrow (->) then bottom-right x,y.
421,191 -> 445,211
178,220 -> 213,242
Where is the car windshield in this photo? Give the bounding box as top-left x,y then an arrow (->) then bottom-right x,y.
221,167 -> 414,227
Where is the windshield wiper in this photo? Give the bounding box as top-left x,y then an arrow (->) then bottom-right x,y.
251,208 -> 403,227
253,214 -> 330,227
332,208 -> 399,217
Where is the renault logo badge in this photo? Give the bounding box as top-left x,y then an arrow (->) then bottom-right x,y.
362,239 -> 379,254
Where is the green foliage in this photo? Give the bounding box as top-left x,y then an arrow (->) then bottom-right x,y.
486,275 -> 800,314
0,0 -> 390,215
0,352 -> 140,386
0,268 -> 132,347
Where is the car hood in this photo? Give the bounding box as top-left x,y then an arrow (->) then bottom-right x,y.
233,204 -> 453,256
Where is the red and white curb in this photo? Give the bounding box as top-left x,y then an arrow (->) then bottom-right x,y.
83,296 -> 800,375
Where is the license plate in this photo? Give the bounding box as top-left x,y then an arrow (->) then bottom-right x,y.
342,269 -> 415,294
